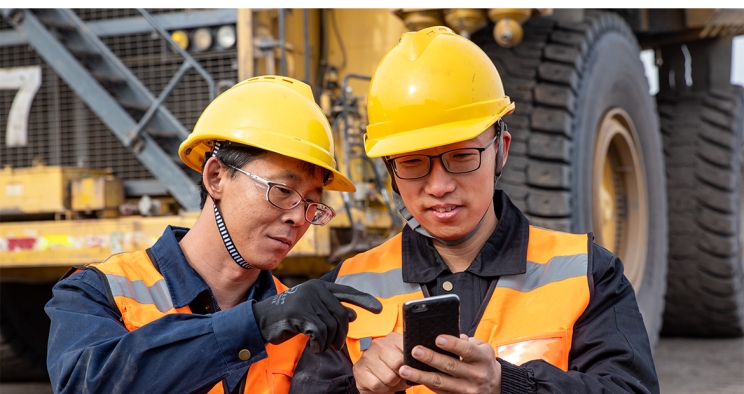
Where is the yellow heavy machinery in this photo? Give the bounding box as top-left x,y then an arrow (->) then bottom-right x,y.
1,8 -> 743,381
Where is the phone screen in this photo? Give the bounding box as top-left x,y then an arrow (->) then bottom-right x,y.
402,294 -> 460,377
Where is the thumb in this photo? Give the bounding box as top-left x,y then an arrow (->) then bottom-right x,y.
346,307 -> 358,322
321,282 -> 383,314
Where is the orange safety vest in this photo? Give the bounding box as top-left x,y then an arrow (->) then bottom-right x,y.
336,226 -> 590,393
89,250 -> 308,394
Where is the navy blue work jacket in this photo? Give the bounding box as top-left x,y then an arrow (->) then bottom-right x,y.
45,226 -> 275,394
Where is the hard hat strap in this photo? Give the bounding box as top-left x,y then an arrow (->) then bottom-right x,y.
212,140 -> 224,155
211,195 -> 253,269
384,159 -> 399,194
208,141 -> 252,269
494,119 -> 505,186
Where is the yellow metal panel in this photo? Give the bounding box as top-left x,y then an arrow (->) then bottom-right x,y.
1,166 -> 110,215
326,9 -> 407,94
0,214 -> 199,267
324,192 -> 394,230
71,176 -> 124,212
284,9 -> 321,82
237,8 -> 253,81
0,212 -> 332,268
286,223 -> 331,257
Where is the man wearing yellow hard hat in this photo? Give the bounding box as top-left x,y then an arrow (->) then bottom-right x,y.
45,76 -> 381,393
301,27 -> 659,393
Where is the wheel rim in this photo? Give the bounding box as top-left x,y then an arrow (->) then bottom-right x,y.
592,108 -> 649,289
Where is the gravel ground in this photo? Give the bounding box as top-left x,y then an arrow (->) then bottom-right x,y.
1,337 -> 742,393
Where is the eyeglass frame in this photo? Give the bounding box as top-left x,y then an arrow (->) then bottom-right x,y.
385,132 -> 501,180
220,161 -> 336,226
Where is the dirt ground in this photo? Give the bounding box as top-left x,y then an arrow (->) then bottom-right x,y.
654,337 -> 744,394
2,337 -> 742,393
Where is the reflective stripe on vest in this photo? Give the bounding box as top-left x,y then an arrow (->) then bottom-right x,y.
106,274 -> 174,313
337,226 -> 590,391
335,268 -> 420,299
91,250 -> 307,394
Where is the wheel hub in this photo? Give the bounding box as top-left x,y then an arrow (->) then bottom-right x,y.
592,108 -> 649,290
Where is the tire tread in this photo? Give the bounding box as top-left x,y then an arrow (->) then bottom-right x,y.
658,86 -> 744,337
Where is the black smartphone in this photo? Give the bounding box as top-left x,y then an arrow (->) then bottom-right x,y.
402,294 -> 461,379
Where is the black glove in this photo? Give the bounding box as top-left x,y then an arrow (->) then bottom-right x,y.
252,280 -> 382,354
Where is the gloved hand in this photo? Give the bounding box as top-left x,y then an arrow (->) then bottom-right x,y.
252,279 -> 382,354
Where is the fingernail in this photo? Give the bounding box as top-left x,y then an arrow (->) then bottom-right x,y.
400,366 -> 410,377
436,336 -> 447,346
413,347 -> 424,357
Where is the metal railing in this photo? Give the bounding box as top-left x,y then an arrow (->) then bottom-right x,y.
124,8 -> 216,146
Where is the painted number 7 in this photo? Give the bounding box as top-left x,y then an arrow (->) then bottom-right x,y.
1,66 -> 42,147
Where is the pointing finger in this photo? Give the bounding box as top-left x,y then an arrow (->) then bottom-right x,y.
322,282 -> 383,313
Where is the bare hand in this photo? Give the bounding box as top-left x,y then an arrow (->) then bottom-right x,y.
353,332 -> 411,394
398,334 -> 501,394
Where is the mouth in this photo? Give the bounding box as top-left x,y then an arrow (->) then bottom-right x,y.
268,236 -> 293,248
431,206 -> 457,213
427,204 -> 461,220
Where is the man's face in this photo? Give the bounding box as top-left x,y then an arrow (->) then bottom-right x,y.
392,126 -> 511,241
218,152 -> 325,271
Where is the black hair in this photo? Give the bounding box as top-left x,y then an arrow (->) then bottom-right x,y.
198,141 -> 329,209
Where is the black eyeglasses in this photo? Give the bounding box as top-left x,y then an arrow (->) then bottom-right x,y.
386,134 -> 499,180
224,164 -> 336,226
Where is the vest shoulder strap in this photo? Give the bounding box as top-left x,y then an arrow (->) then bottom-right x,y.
92,250 -> 188,331
338,233 -> 403,275
527,226 -> 590,263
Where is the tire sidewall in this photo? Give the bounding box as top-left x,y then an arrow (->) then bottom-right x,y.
571,31 -> 668,344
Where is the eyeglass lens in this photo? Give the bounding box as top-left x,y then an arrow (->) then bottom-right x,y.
267,184 -> 333,225
267,185 -> 303,209
393,148 -> 482,179
224,162 -> 334,225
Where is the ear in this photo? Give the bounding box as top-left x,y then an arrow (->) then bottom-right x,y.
501,129 -> 512,166
494,123 -> 512,186
203,156 -> 225,200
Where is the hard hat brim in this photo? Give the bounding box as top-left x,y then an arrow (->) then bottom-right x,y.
364,103 -> 515,158
179,130 -> 356,192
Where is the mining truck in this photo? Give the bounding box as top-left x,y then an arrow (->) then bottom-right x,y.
0,8 -> 742,381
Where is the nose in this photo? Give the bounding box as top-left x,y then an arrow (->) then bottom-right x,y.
423,157 -> 456,197
282,203 -> 307,227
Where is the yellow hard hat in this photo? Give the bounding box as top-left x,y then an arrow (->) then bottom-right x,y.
179,75 -> 355,192
364,26 -> 515,158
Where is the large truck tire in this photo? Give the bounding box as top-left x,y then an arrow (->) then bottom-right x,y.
472,11 -> 667,346
0,282 -> 53,381
659,85 -> 744,337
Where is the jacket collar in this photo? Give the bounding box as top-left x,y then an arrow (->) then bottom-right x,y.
401,190 -> 529,283
149,225 -> 277,309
